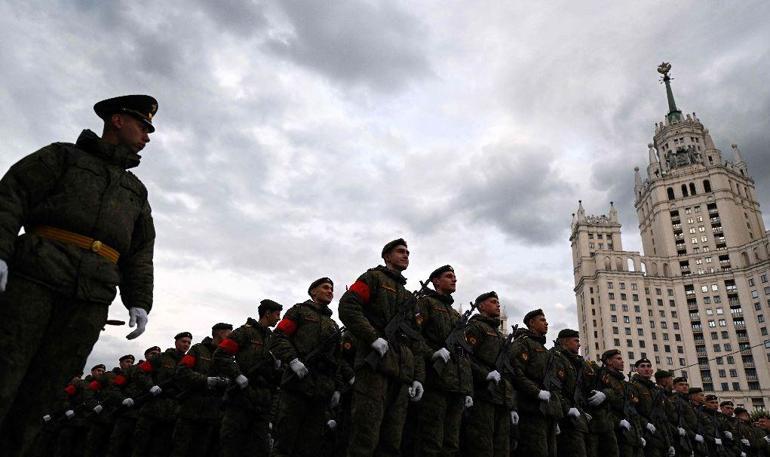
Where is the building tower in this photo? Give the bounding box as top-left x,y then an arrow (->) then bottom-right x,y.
571,63 -> 770,409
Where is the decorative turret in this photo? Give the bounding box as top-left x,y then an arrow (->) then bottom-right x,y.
646,143 -> 660,178
577,200 -> 586,222
658,62 -> 683,124
609,201 -> 618,222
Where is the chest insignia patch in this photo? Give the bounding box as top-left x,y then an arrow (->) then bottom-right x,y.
521,352 -> 529,361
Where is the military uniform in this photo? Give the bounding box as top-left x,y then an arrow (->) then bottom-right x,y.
413,289 -> 472,457
56,379 -> 90,457
269,299 -> 342,457
213,317 -> 281,457
584,360 -> 619,457
331,331 -> 357,457
596,366 -> 643,457
630,375 -> 673,457
552,345 -> 592,457
171,337 -> 222,457
82,371 -> 122,457
106,363 -> 146,457
0,96 -> 157,456
510,328 -> 565,457
462,313 -> 513,457
131,348 -> 184,457
669,392 -> 697,457
699,406 -> 730,457
339,264 -> 426,457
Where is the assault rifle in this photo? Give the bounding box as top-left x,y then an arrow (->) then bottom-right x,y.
487,324 -> 517,395
282,326 -> 346,384
673,397 -> 693,454
433,301 -> 476,376
540,347 -> 564,418
364,279 -> 431,370
620,382 -> 641,443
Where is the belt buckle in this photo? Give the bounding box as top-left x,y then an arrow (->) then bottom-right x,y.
91,240 -> 103,253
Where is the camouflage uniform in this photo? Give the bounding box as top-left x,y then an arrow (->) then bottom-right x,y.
82,371 -> 123,457
585,361 -> 619,457
331,331 -> 356,457
0,129 -> 155,455
597,367 -> 643,457
106,365 -> 145,457
269,300 -> 342,457
699,407 -> 730,457
510,330 -> 565,457
212,318 -> 280,457
338,265 -> 426,457
462,314 -> 513,457
552,346 -> 592,457
131,348 -> 184,457
629,375 -> 673,457
55,379 -> 90,457
170,337 -> 221,457
668,392 -> 696,457
413,290 -> 473,457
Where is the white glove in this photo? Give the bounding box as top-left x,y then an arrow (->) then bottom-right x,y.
327,419 -> 337,430
588,390 -> 607,406
122,398 -> 135,408
93,404 -> 103,414
235,374 -> 249,389
740,453 -> 746,457
723,431 -> 732,440
42,414 -> 52,422
556,424 -> 561,435
585,412 -> 593,422
289,358 -> 309,379
714,438 -> 722,446
486,370 -> 501,384
371,338 -> 389,357
678,427 -> 686,437
330,391 -> 341,408
511,410 -> 520,425
668,446 -> 676,456
126,307 -> 148,340
432,348 -> 451,363
409,381 -> 424,402
641,437 -> 647,447
568,407 -> 580,418
149,385 -> 162,396
646,423 -> 656,434
538,390 -> 551,401
65,410 -> 75,419
741,438 -> 750,446
694,434 -> 704,443
274,358 -> 282,370
464,396 -> 474,408
348,376 -> 355,386
207,377 -> 228,389
764,436 -> 770,444
0,259 -> 7,292
619,419 -> 631,430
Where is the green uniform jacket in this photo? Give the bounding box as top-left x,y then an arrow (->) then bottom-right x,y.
269,300 -> 342,399
596,367 -> 642,443
630,375 -> 672,451
553,346 -> 590,432
212,318 -> 280,409
338,265 -> 425,384
82,372 -> 123,424
0,129 -> 155,310
509,330 -> 565,419
415,291 -> 472,394
670,392 -> 697,454
176,337 -> 221,420
465,314 -> 513,406
135,348 -> 183,420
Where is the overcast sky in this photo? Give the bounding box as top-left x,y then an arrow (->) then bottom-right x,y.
2,0 -> 770,370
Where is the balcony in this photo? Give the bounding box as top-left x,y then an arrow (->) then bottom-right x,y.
688,303 -> 699,311
713,227 -> 723,235
734,322 -> 746,330
698,363 -> 710,370
696,350 -> 707,357
708,209 -> 719,215
743,361 -> 755,368
694,338 -> 705,344
740,348 -> 753,355
702,376 -> 713,382
731,309 -> 744,318
674,233 -> 685,241
711,217 -> 721,225
746,375 -> 758,382
672,222 -> 682,230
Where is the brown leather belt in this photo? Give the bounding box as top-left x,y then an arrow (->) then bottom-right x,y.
31,225 -> 120,264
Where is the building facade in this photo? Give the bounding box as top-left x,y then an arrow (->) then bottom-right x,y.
570,64 -> 770,409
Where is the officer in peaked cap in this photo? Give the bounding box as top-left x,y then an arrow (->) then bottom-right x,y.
0,94 -> 159,455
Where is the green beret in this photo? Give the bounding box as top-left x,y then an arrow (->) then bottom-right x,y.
429,265 -> 454,280
381,238 -> 407,257
91,364 -> 106,371
308,277 -> 334,295
474,291 -> 498,306
523,308 -> 545,326
719,400 -> 734,407
119,354 -> 135,363
654,369 -> 673,379
557,329 -> 579,339
672,376 -> 688,384
144,346 -> 161,356
175,331 -> 192,340
734,407 -> 748,415
94,94 -> 158,132
212,323 -> 233,331
634,358 -> 651,367
601,349 -> 621,362
705,394 -> 718,401
688,387 -> 703,395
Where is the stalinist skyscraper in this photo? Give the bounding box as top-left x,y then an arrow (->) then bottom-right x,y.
570,63 -> 770,408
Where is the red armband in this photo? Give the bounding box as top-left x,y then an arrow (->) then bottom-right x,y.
218,338 -> 239,355
349,280 -> 370,304
276,318 -> 298,336
138,360 -> 153,373
64,385 -> 77,396
180,354 -> 197,368
113,375 -> 127,386
88,380 -> 101,391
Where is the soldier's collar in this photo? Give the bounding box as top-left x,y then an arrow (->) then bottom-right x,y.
374,265 -> 407,285
426,289 -> 454,305
76,129 -> 141,169
301,300 -> 333,317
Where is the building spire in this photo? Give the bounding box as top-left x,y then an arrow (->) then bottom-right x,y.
657,62 -> 682,123
731,144 -> 744,163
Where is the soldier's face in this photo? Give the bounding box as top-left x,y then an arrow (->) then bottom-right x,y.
113,114 -> 151,153
736,412 -> 749,423
656,377 -> 673,390
119,359 -> 134,370
214,328 -> 232,341
176,337 -> 192,353
757,417 -> 770,430
606,354 -> 624,371
635,362 -> 653,378
690,392 -> 705,405
432,271 -> 457,294
267,310 -> 282,327
383,246 -> 409,271
673,381 -> 689,393
529,315 -> 548,335
561,336 -> 580,354
91,367 -> 105,377
311,283 -> 334,305
705,399 -> 719,410
146,349 -> 161,358
479,297 -> 500,318
720,404 -> 734,416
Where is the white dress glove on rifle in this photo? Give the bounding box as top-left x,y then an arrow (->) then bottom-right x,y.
409,381 -> 424,402
641,437 -> 647,447
677,427 -> 686,437
327,419 -> 337,430
122,398 -> 135,408
149,385 -> 162,396
486,370 -> 501,384
740,453 -> 746,457
587,390 -> 607,406
619,419 -> 631,430
289,358 -> 309,379
42,414 -> 52,422
235,374 -> 249,389
668,446 -> 676,456
65,410 -> 75,419
511,410 -> 520,425
464,396 -> 474,408
568,407 -> 580,418
555,424 -> 561,435
741,438 -> 750,446
714,438 -> 722,446
538,390 -> 551,401
126,307 -> 148,340
646,423 -> 656,434
371,338 -> 389,357
93,404 -> 103,414
723,431 -> 732,440
432,348 -> 451,363
330,391 -> 341,408
694,434 -> 704,443
0,259 -> 8,292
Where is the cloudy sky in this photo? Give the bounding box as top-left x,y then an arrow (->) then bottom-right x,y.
2,0 -> 770,369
